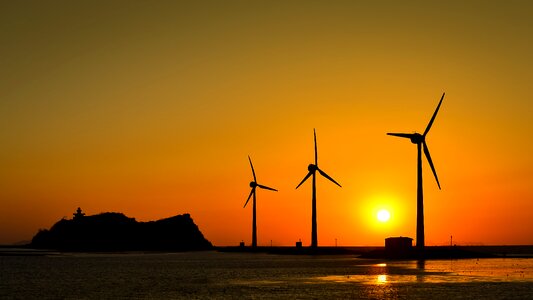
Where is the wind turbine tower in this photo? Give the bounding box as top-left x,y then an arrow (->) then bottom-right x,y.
296,129 -> 341,249
244,156 -> 277,248
387,93 -> 444,252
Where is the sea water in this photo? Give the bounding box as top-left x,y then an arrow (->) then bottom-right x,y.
1,251 -> 532,299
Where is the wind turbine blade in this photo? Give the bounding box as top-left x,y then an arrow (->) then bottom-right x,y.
296,172 -> 313,189
314,128 -> 318,166
318,168 -> 342,187
423,92 -> 445,136
243,189 -> 254,208
423,142 -> 441,189
257,184 -> 278,192
387,133 -> 415,139
248,155 -> 256,182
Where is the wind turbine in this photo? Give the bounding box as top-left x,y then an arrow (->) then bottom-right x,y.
244,156 -> 277,248
387,93 -> 444,252
296,129 -> 341,249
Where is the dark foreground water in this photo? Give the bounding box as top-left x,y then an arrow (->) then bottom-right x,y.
1,250 -> 532,299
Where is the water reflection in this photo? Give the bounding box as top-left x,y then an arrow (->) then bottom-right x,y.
376,274 -> 387,284
416,260 -> 425,283
317,258 -> 533,285
416,260 -> 425,269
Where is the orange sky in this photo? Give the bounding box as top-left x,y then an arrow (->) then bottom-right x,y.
1,1 -> 532,246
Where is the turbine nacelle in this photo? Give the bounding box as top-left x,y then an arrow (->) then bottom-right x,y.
296,130 -> 342,190
387,92 -> 444,190
244,156 -> 277,208
410,133 -> 424,144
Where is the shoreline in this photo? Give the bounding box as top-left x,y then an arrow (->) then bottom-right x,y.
2,244 -> 533,259
214,245 -> 533,259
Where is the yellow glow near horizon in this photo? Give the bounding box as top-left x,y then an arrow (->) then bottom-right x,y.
377,209 -> 391,222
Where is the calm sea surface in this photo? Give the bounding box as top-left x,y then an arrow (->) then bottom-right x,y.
1,250 -> 532,299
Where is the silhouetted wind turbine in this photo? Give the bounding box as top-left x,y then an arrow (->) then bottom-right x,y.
244,156 -> 277,248
387,93 -> 444,252
296,129 -> 341,249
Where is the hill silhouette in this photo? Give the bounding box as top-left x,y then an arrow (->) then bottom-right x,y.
31,210 -> 212,251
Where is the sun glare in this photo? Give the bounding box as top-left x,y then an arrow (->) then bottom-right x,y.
377,209 -> 390,222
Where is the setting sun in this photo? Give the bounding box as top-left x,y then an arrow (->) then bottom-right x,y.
377,210 -> 391,222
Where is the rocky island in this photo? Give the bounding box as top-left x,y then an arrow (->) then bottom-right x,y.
31,208 -> 213,251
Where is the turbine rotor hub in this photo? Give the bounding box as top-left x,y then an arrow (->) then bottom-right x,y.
308,164 -> 318,172
410,133 -> 424,144
249,181 -> 257,188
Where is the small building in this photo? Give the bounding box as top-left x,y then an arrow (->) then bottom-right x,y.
295,239 -> 302,249
385,236 -> 413,258
73,207 -> 85,220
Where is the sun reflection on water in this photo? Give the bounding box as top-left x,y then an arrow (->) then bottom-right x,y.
316,258 -> 533,286
376,274 -> 387,284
